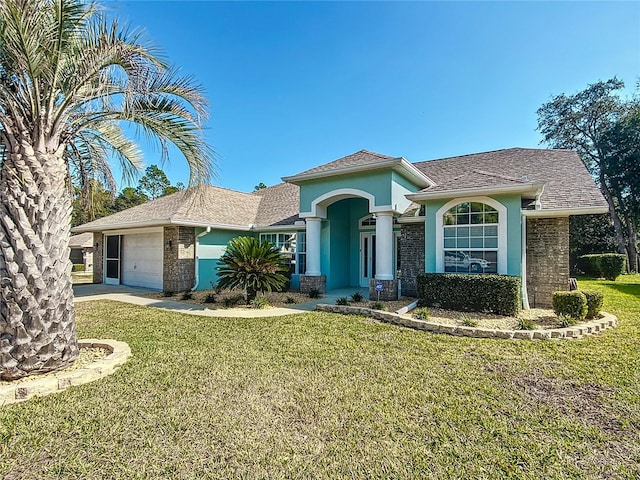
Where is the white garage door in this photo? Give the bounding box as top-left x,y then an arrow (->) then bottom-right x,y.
121,232 -> 163,290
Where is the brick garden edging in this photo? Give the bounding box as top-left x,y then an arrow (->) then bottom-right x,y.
0,339 -> 131,406
316,304 -> 618,340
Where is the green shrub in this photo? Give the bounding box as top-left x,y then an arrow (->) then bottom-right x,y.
369,301 -> 386,311
599,254 -> 626,281
203,293 -> 216,304
577,253 -> 626,280
285,296 -> 297,304
517,318 -> 537,330
460,315 -> 479,327
308,289 -> 321,299
162,291 -> 174,297
413,308 -> 430,320
351,291 -> 364,302
580,290 -> 604,318
72,264 -> 85,272
552,291 -> 587,321
216,236 -> 289,303
250,296 -> 269,309
416,273 -> 521,316
181,291 -> 193,300
557,314 -> 576,328
335,297 -> 349,306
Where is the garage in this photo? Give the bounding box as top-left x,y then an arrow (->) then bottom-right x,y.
105,229 -> 163,290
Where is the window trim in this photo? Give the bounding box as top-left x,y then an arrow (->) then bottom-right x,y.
435,197 -> 507,274
259,231 -> 306,275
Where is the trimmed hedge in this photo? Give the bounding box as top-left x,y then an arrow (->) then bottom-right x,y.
581,290 -> 604,318
416,273 -> 521,316
577,253 -> 626,280
552,291 -> 587,321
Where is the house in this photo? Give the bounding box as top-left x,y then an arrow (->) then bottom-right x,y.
69,232 -> 94,272
72,148 -> 609,308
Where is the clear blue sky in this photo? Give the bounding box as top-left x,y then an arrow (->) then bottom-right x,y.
106,1 -> 640,193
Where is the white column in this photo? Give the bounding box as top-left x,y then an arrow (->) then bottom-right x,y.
305,217 -> 322,276
375,211 -> 394,280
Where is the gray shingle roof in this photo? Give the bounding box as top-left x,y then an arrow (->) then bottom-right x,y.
251,182 -> 300,227
74,147 -> 607,233
293,149 -> 397,176
74,183 -> 301,232
69,232 -> 93,248
412,148 -> 608,210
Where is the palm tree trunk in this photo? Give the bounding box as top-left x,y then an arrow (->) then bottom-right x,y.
0,143 -> 79,380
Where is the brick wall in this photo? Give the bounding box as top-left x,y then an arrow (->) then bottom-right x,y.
163,226 -> 196,292
526,217 -> 569,308
92,233 -> 103,283
399,223 -> 425,297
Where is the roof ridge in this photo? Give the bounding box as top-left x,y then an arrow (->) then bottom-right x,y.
472,169 -> 528,183
412,147 -> 575,166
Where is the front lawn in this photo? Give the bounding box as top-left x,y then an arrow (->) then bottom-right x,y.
1,276 -> 639,479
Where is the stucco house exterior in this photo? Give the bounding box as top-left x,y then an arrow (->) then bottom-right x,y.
73,147 -> 609,308
69,232 -> 94,272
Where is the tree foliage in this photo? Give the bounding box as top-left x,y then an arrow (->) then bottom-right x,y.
537,78 -> 639,272
216,237 -> 289,303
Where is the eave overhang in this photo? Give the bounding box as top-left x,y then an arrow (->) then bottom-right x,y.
406,183 -> 545,202
72,218 -> 255,233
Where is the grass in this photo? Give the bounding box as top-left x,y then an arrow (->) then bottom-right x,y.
0,276 -> 639,479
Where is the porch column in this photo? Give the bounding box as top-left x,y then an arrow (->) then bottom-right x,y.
305,217 -> 322,276
375,211 -> 394,280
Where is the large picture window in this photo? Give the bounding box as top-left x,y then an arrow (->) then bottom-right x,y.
259,232 -> 306,275
443,202 -> 498,274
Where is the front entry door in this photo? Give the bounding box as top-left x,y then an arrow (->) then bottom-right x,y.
104,235 -> 121,285
360,233 -> 376,287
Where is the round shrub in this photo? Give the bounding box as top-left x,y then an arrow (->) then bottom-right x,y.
580,290 -> 604,318
599,254 -> 626,281
552,291 -> 587,322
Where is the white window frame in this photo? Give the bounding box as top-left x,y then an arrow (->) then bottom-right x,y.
259,232 -> 306,275
435,197 -> 507,274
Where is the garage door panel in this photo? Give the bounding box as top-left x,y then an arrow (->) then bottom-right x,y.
121,232 -> 163,289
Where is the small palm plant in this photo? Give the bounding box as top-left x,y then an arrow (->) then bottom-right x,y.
216,237 -> 289,303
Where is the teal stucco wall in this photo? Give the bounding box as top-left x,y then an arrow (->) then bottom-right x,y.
194,228 -> 255,290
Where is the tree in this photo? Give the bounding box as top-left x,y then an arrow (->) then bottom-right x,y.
253,182 -> 267,191
0,0 -> 213,380
137,164 -> 173,199
537,78 -> 638,272
216,237 -> 289,303
71,182 -> 114,227
113,187 -> 148,212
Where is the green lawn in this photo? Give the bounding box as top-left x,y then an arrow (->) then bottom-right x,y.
1,276 -> 639,479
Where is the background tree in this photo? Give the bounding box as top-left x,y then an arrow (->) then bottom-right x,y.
113,187 -> 148,213
0,0 -> 213,380
569,214 -> 618,273
137,164 -> 176,199
537,78 -> 639,271
216,237 -> 289,303
253,182 -> 267,191
71,183 -> 114,226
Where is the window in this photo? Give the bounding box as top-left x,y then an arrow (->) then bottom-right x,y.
259,232 -> 306,275
442,202 -> 498,274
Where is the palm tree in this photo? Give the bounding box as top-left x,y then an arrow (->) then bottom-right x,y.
0,0 -> 213,380
216,237 -> 289,303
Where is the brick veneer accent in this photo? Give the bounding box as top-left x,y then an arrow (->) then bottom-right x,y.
369,279 -> 398,301
399,223 -> 425,297
92,233 -> 103,284
163,226 -> 196,292
526,217 -> 570,308
300,275 -> 326,294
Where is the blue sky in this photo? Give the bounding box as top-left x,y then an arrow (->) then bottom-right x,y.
106,1 -> 640,192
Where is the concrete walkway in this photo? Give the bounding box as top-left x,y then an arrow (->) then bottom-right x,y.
72,284 -> 356,318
